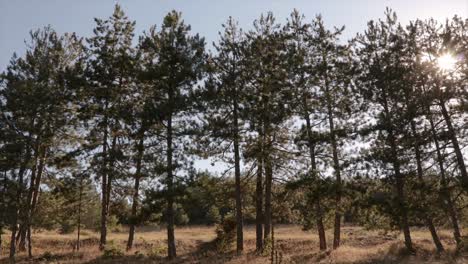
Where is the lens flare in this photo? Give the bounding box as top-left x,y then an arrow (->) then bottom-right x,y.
437,53 -> 457,71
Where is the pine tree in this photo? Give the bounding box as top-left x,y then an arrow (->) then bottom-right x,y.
204,17 -> 247,253
85,4 -> 136,250
1,26 -> 83,257
139,11 -> 206,258
355,10 -> 414,252
243,13 -> 291,251
284,10 -> 328,250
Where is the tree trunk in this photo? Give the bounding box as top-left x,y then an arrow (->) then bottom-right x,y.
255,152 -> 264,252
389,131 -> 413,252
99,112 -> 109,250
105,135 -> 117,214
18,148 -> 40,252
27,226 -> 32,258
325,85 -> 342,249
264,154 -> 272,243
233,96 -> 244,253
166,114 -> 177,259
409,120 -> 444,252
127,132 -> 145,251
76,175 -> 84,251
26,149 -> 46,258
439,102 -> 468,188
304,100 -> 327,250
381,90 -> 413,252
20,145 -> 46,256
428,110 -> 462,245
10,150 -> 29,259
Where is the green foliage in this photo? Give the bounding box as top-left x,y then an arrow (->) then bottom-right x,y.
102,241 -> 124,259
147,244 -> 167,258
215,214 -> 237,253
207,206 -> 221,224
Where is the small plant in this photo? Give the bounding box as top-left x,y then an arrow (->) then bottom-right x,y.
102,241 -> 124,259
262,237 -> 272,256
215,214 -> 236,253
147,244 -> 167,258
40,251 -> 55,261
134,250 -> 145,259
457,236 -> 468,252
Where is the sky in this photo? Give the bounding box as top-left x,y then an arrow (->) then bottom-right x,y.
1,0 -> 467,173
1,0 -> 467,73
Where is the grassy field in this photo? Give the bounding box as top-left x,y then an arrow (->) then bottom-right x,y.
1,225 -> 467,263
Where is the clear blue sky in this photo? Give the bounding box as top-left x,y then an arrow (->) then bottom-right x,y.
1,0 -> 467,72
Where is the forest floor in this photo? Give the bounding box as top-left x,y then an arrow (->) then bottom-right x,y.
1,225 -> 468,263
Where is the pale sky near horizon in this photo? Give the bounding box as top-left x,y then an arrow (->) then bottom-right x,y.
1,0 -> 467,173
1,0 -> 467,73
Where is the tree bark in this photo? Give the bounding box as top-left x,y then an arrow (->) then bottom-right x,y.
10,149 -> 30,259
25,148 -> 46,258
381,90 -> 413,252
439,102 -> 468,188
409,120 -> 444,252
233,94 -> 244,253
264,154 -> 272,243
105,135 -> 117,215
76,175 -> 84,251
127,132 -> 145,251
166,114 -> 177,259
325,84 -> 342,249
428,110 -> 462,245
99,109 -> 109,250
255,151 -> 264,252
303,99 -> 327,250
17,147 -> 40,252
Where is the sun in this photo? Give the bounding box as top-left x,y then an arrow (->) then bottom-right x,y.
437,53 -> 457,71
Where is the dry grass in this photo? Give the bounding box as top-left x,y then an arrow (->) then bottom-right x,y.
1,225 -> 467,263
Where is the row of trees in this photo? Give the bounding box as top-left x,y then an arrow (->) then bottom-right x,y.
1,5 -> 467,259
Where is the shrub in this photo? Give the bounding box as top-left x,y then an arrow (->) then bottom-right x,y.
147,244 -> 167,258
207,206 -> 221,224
102,241 -> 124,259
215,214 -> 236,253
39,251 -> 55,261
59,220 -> 75,234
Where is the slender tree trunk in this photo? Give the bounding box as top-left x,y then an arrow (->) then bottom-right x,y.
76,175 -> 84,251
99,110 -> 109,250
389,131 -> 413,252
262,93 -> 272,247
325,85 -> 342,249
264,154 -> 272,243
105,135 -> 117,214
439,102 -> 468,188
255,150 -> 264,252
127,132 -> 145,251
10,150 -> 29,259
233,95 -> 244,253
270,220 -> 275,264
303,100 -> 327,250
166,114 -> 176,259
1,171 -> 6,256
428,110 -> 462,245
27,226 -> 32,258
21,145 -> 46,257
18,148 -> 40,252
409,120 -> 444,252
381,90 -> 413,252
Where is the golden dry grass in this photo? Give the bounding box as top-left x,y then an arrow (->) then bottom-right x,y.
1,225 -> 467,263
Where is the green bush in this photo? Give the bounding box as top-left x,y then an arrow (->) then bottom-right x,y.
215,214 -> 236,253
147,244 -> 167,258
207,206 -> 221,224
102,241 -> 124,259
